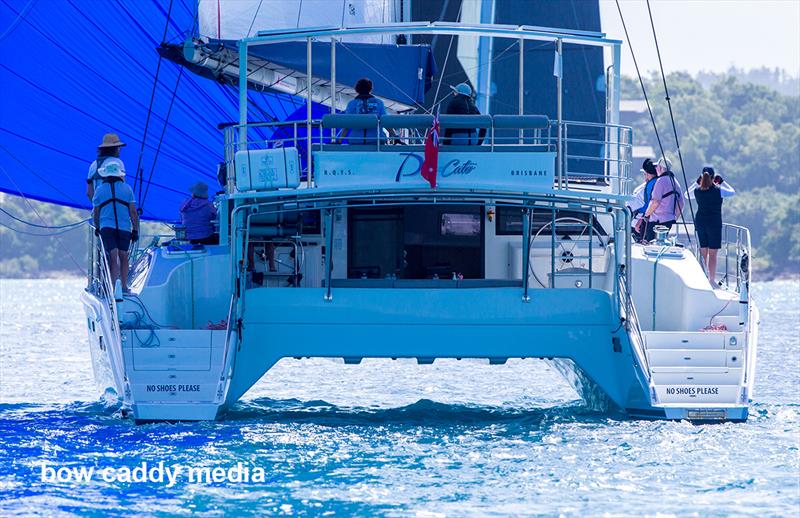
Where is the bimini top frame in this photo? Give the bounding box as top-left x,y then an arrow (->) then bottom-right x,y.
236,23 -> 624,182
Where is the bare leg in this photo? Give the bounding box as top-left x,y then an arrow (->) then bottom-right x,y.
108,249 -> 120,286
120,250 -> 130,292
699,247 -> 709,274
707,249 -> 719,285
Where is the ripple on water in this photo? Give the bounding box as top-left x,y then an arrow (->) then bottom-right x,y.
0,279 -> 798,515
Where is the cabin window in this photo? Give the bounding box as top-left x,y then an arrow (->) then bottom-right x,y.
347,204 -> 484,280
495,206 -> 607,237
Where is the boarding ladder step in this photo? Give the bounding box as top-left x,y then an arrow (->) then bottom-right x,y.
642,331 -> 746,406
121,329 -> 228,407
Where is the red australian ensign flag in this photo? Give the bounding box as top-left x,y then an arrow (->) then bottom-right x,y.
421,114 -> 439,188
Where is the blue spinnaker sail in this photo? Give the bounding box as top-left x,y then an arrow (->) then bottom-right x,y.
0,0 -> 296,221
0,1 -> 432,222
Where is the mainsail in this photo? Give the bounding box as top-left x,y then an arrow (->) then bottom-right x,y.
197,0 -> 400,42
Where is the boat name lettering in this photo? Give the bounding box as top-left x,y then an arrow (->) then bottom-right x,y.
321,168 -> 353,176
510,169 -> 547,177
440,159 -> 477,177
394,154 -> 477,182
665,386 -> 719,395
146,384 -> 201,393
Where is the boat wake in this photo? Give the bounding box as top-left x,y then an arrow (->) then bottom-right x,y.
224,397 -> 622,427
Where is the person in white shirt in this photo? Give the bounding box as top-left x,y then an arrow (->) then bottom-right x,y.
86,133 -> 126,200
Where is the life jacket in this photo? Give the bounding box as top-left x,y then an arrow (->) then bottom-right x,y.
658,171 -> 681,218
97,178 -> 129,232
353,94 -> 381,142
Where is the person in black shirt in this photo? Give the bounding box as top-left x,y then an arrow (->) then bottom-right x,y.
443,83 -> 485,145
686,166 -> 736,284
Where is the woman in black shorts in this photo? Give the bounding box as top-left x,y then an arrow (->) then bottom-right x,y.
686,166 -> 736,284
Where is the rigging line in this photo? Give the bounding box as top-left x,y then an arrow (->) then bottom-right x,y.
0,218 -> 87,237
0,69 -> 211,175
150,0 -> 199,45
437,38 -> 548,84
569,2 -> 602,122
0,132 -> 207,207
245,0 -> 264,37
296,0 -> 303,28
431,0 -> 464,109
0,4 -> 219,162
135,0 -> 176,203
109,1 -> 228,145
65,0 -> 228,142
614,0 -> 664,157
645,0 -> 695,242
0,163 -> 86,273
0,0 -> 37,42
336,43 -> 429,113
0,205 -> 87,229
0,137 -> 86,206
141,67 -> 185,209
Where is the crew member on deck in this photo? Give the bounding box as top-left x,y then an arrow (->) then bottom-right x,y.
444,83 -> 485,145
180,181 -> 218,245
641,156 -> 684,242
627,158 -> 658,241
338,77 -> 395,144
92,159 -> 138,294
686,166 -> 736,284
87,133 -> 127,199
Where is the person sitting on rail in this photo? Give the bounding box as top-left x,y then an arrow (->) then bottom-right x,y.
443,83 -> 485,145
86,133 -> 126,200
626,158 -> 658,241
686,166 -> 736,284
92,159 -> 138,294
336,77 -> 396,145
641,156 -> 685,242
180,181 -> 218,245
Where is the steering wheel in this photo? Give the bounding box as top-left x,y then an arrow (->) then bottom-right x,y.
527,216 -> 606,288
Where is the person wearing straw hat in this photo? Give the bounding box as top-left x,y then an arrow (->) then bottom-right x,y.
180,181 -> 218,245
92,154 -> 138,294
86,133 -> 127,200
444,82 -> 485,145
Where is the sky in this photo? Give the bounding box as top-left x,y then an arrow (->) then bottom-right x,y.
598,0 -> 800,78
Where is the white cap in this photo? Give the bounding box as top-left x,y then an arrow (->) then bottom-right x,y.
98,160 -> 125,178
656,156 -> 673,171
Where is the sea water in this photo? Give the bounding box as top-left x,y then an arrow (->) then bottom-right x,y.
0,279 -> 798,516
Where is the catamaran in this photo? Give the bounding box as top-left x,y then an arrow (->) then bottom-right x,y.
80,4 -> 757,423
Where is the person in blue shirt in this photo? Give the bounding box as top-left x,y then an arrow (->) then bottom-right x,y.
180,181 -> 218,245
337,78 -> 395,144
92,160 -> 139,293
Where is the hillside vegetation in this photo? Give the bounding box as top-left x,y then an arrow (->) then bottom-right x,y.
622,72 -> 799,276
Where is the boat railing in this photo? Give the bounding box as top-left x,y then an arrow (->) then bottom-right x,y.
679,222 -> 751,296
86,227 -> 121,343
228,191 -> 630,307
618,270 -> 652,384
223,117 -> 633,196
716,223 -> 752,294
557,120 -> 633,194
